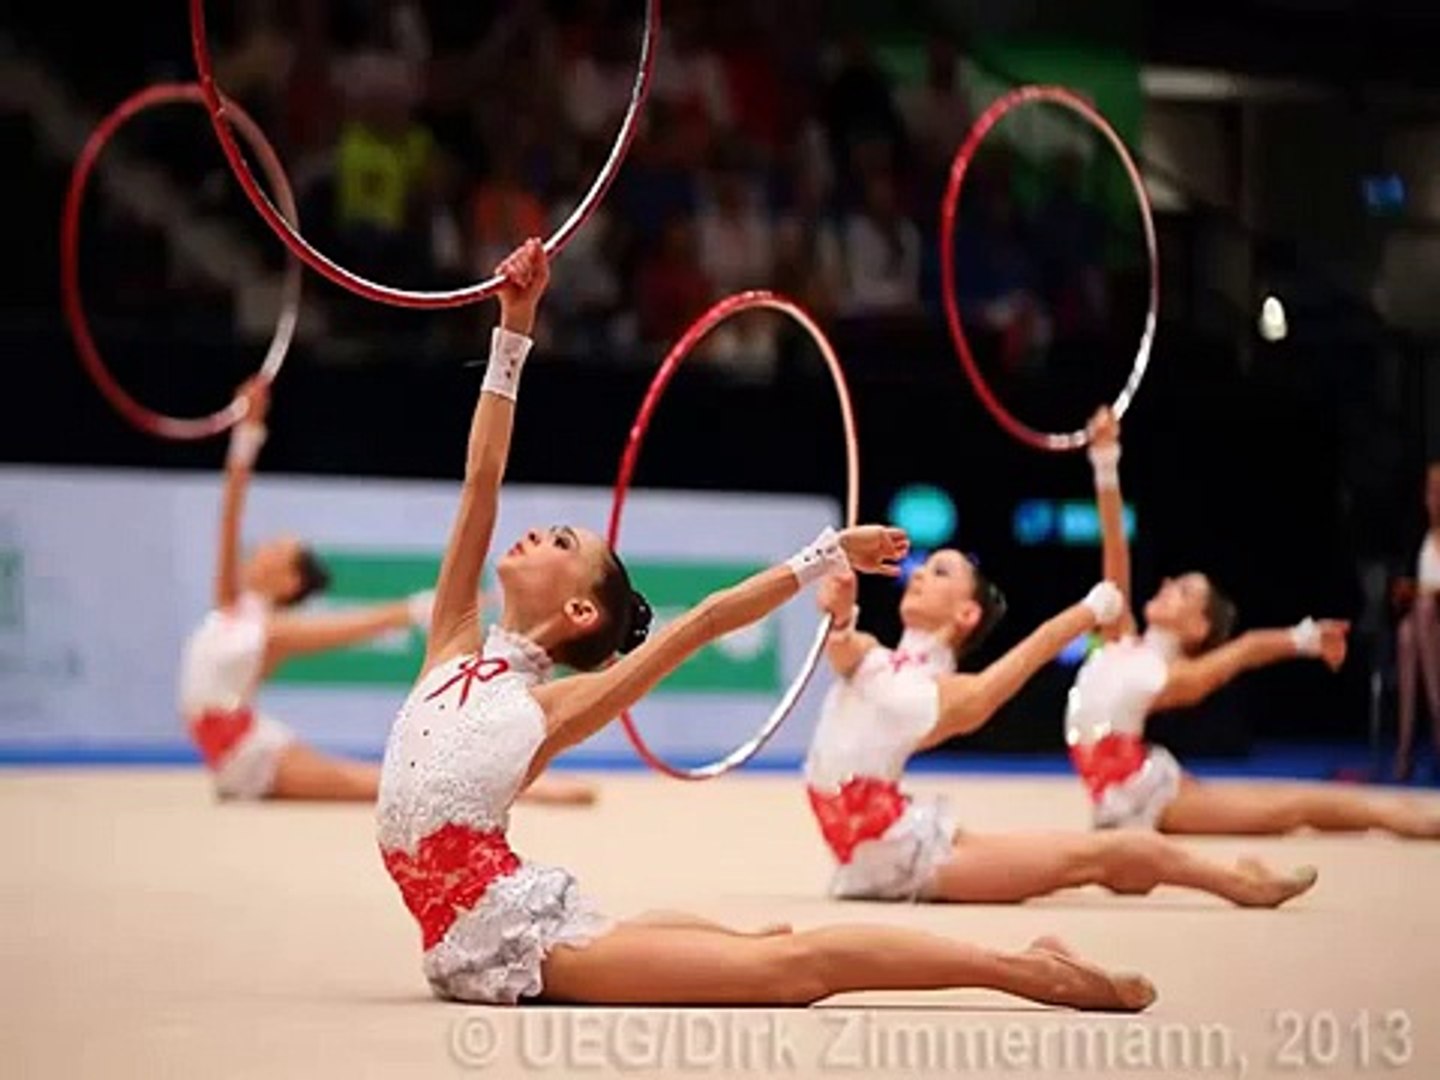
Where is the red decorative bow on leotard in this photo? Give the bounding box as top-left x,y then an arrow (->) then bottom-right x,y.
424,655 -> 511,709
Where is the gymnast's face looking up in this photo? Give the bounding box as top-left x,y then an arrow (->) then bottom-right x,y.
899,550 -> 986,645
498,525 -> 606,631
496,526 -> 650,671
1143,573 -> 1235,654
243,535 -> 328,607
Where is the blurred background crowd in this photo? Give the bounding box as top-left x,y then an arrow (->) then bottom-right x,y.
7,0 -> 1440,768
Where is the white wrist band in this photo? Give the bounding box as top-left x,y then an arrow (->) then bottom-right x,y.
1088,443 -> 1121,490
1290,617 -> 1321,656
786,527 -> 849,587
227,422 -> 267,468
407,589 -> 435,629
482,327 -> 533,401
1082,581 -> 1125,626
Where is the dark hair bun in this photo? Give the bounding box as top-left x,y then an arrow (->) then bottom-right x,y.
620,591 -> 652,654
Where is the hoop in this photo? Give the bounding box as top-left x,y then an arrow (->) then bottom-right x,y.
940,84 -> 1159,452
187,0 -> 659,310
60,82 -> 302,440
606,291 -> 860,780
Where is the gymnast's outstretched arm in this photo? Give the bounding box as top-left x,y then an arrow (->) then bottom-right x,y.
530,528 -> 908,765
213,377 -> 269,612
1153,620 -> 1349,711
425,239 -> 547,675
1087,406 -> 1135,641
921,585 -> 1119,748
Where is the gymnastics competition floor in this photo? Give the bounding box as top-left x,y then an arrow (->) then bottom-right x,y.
3,766 -> 1437,1079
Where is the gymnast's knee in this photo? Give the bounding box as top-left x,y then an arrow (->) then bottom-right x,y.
1096,832 -> 1166,894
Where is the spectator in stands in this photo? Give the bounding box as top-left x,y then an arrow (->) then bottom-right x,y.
693,143 -> 780,379
331,52 -> 437,285
713,5 -> 788,156
898,36 -> 972,175
214,0 -> 294,137
652,7 -> 733,150
612,102 -> 701,249
282,0 -> 341,172
1033,150 -> 1109,340
695,144 -> 772,295
563,16 -> 636,143
635,215 -> 712,348
470,147 -> 549,282
840,167 -> 922,317
775,166 -> 844,320
821,34 -> 910,208
1394,463 -> 1440,780
952,154 -> 1051,371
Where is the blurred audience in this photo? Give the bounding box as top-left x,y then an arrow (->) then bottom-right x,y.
635,215 -> 712,348
840,168 -> 922,317
203,0 -> 1117,377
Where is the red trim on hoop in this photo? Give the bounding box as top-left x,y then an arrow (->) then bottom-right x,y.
606,290 -> 860,781
188,0 -> 659,310
59,83 -> 302,440
939,84 -> 1159,452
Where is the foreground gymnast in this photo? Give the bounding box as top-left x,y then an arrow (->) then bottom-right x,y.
180,375 -> 595,806
806,560 -> 1318,906
376,238 -> 1155,1011
1067,405 -> 1438,838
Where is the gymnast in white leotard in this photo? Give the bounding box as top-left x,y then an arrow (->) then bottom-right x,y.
374,237 -> 1157,1012
182,375 -> 596,806
805,555 -> 1318,908
180,376 -> 435,801
1070,406 -> 1438,839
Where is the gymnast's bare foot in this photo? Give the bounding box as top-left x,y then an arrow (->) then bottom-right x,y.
1392,802 -> 1440,839
1021,936 -> 1157,1012
1232,858 -> 1319,908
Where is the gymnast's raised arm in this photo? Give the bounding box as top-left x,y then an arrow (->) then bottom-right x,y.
425,239 -> 548,674
1088,406 -> 1136,641
213,377 -> 269,612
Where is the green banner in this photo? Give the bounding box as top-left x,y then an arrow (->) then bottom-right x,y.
271,552 -> 781,694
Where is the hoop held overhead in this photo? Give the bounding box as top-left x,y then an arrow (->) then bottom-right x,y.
939,84 -> 1159,452
60,82 -> 302,440
187,0 -> 660,310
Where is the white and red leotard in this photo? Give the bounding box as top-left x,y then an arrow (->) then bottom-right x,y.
177,592 -> 296,799
376,625 -> 609,1003
1065,628 -> 1183,829
804,629 -> 959,900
